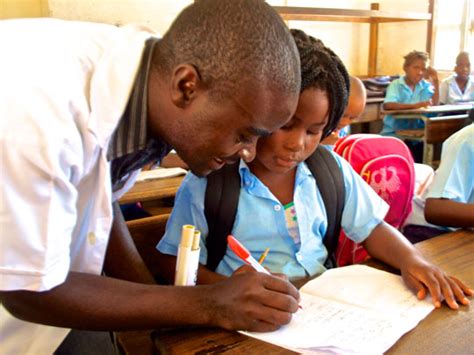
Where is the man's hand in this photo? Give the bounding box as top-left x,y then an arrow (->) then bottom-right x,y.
400,254 -> 473,310
232,264 -> 289,281
206,272 -> 300,332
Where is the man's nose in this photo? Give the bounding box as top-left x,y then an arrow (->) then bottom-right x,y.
238,146 -> 256,163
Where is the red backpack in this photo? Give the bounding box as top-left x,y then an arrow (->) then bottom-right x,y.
334,134 -> 415,266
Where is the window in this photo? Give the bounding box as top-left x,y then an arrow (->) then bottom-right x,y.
434,0 -> 472,70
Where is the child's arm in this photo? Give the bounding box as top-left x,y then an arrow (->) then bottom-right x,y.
363,221 -> 473,309
383,101 -> 431,110
383,79 -> 430,110
425,66 -> 440,105
425,198 -> 474,228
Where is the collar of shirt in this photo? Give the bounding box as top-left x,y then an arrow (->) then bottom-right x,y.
239,160 -> 313,197
400,76 -> 430,93
108,37 -> 172,187
449,74 -> 473,91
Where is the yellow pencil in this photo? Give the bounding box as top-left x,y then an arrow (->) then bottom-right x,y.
258,248 -> 270,264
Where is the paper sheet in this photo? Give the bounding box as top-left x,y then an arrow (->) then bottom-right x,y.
135,167 -> 187,182
242,265 -> 434,355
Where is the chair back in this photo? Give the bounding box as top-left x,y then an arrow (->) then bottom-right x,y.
126,214 -> 170,277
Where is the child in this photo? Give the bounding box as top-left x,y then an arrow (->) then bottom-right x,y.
439,52 -> 474,104
157,31 -> 472,310
425,123 -> 474,226
321,75 -> 367,145
381,50 -> 440,136
403,123 -> 473,241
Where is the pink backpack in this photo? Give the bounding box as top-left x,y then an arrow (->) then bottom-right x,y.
334,134 -> 415,266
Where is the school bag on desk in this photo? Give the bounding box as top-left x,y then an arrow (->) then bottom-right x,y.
203,146 -> 346,272
334,134 -> 415,266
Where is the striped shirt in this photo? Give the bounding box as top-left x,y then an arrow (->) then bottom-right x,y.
108,37 -> 171,191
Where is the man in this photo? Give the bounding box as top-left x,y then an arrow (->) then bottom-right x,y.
0,0 -> 301,353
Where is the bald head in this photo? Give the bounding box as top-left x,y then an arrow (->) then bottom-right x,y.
155,0 -> 300,99
338,76 -> 366,128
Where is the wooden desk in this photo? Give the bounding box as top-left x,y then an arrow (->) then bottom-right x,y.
119,175 -> 184,205
381,103 -> 472,165
117,230 -> 474,354
386,229 -> 474,354
354,97 -> 384,124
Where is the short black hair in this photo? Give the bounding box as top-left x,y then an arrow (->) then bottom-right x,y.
155,0 -> 300,100
290,29 -> 350,138
456,51 -> 470,65
403,50 -> 430,68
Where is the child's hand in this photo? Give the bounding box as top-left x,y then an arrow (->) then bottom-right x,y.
414,100 -> 432,109
424,66 -> 439,82
400,254 -> 473,310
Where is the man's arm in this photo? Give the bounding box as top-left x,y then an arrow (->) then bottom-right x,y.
103,202 -> 155,284
425,198 -> 474,228
155,252 -> 227,285
0,270 -> 299,332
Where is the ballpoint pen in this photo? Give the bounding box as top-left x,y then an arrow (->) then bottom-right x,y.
228,235 -> 303,310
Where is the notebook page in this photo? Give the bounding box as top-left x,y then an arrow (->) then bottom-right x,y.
242,265 -> 434,354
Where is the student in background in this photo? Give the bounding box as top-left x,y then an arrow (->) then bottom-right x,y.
381,50 -> 440,162
403,117 -> 473,242
321,75 -> 367,145
381,51 -> 439,131
439,52 -> 474,104
156,30 -> 472,311
0,1 -> 302,354
424,123 -> 474,227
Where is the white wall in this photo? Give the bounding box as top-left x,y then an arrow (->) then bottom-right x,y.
274,0 -> 429,76
48,0 -> 192,35
47,0 -> 431,76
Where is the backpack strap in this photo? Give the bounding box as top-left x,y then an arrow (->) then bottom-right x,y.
305,146 -> 345,268
204,162 -> 241,271
204,146 -> 345,271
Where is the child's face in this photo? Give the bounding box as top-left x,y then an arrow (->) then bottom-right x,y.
337,95 -> 366,130
404,58 -> 427,85
251,88 -> 329,174
455,56 -> 471,81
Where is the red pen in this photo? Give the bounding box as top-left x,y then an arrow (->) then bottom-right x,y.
227,235 -> 302,310
227,235 -> 270,274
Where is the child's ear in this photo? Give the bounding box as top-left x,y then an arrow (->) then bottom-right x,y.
169,64 -> 201,108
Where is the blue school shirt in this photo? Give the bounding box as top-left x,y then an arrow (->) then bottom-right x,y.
426,124 -> 474,204
381,77 -> 434,136
157,148 -> 389,280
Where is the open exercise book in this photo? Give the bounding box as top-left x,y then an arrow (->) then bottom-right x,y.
135,167 -> 187,182
242,265 -> 434,355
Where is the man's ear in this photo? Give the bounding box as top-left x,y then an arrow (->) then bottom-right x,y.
169,64 -> 201,108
